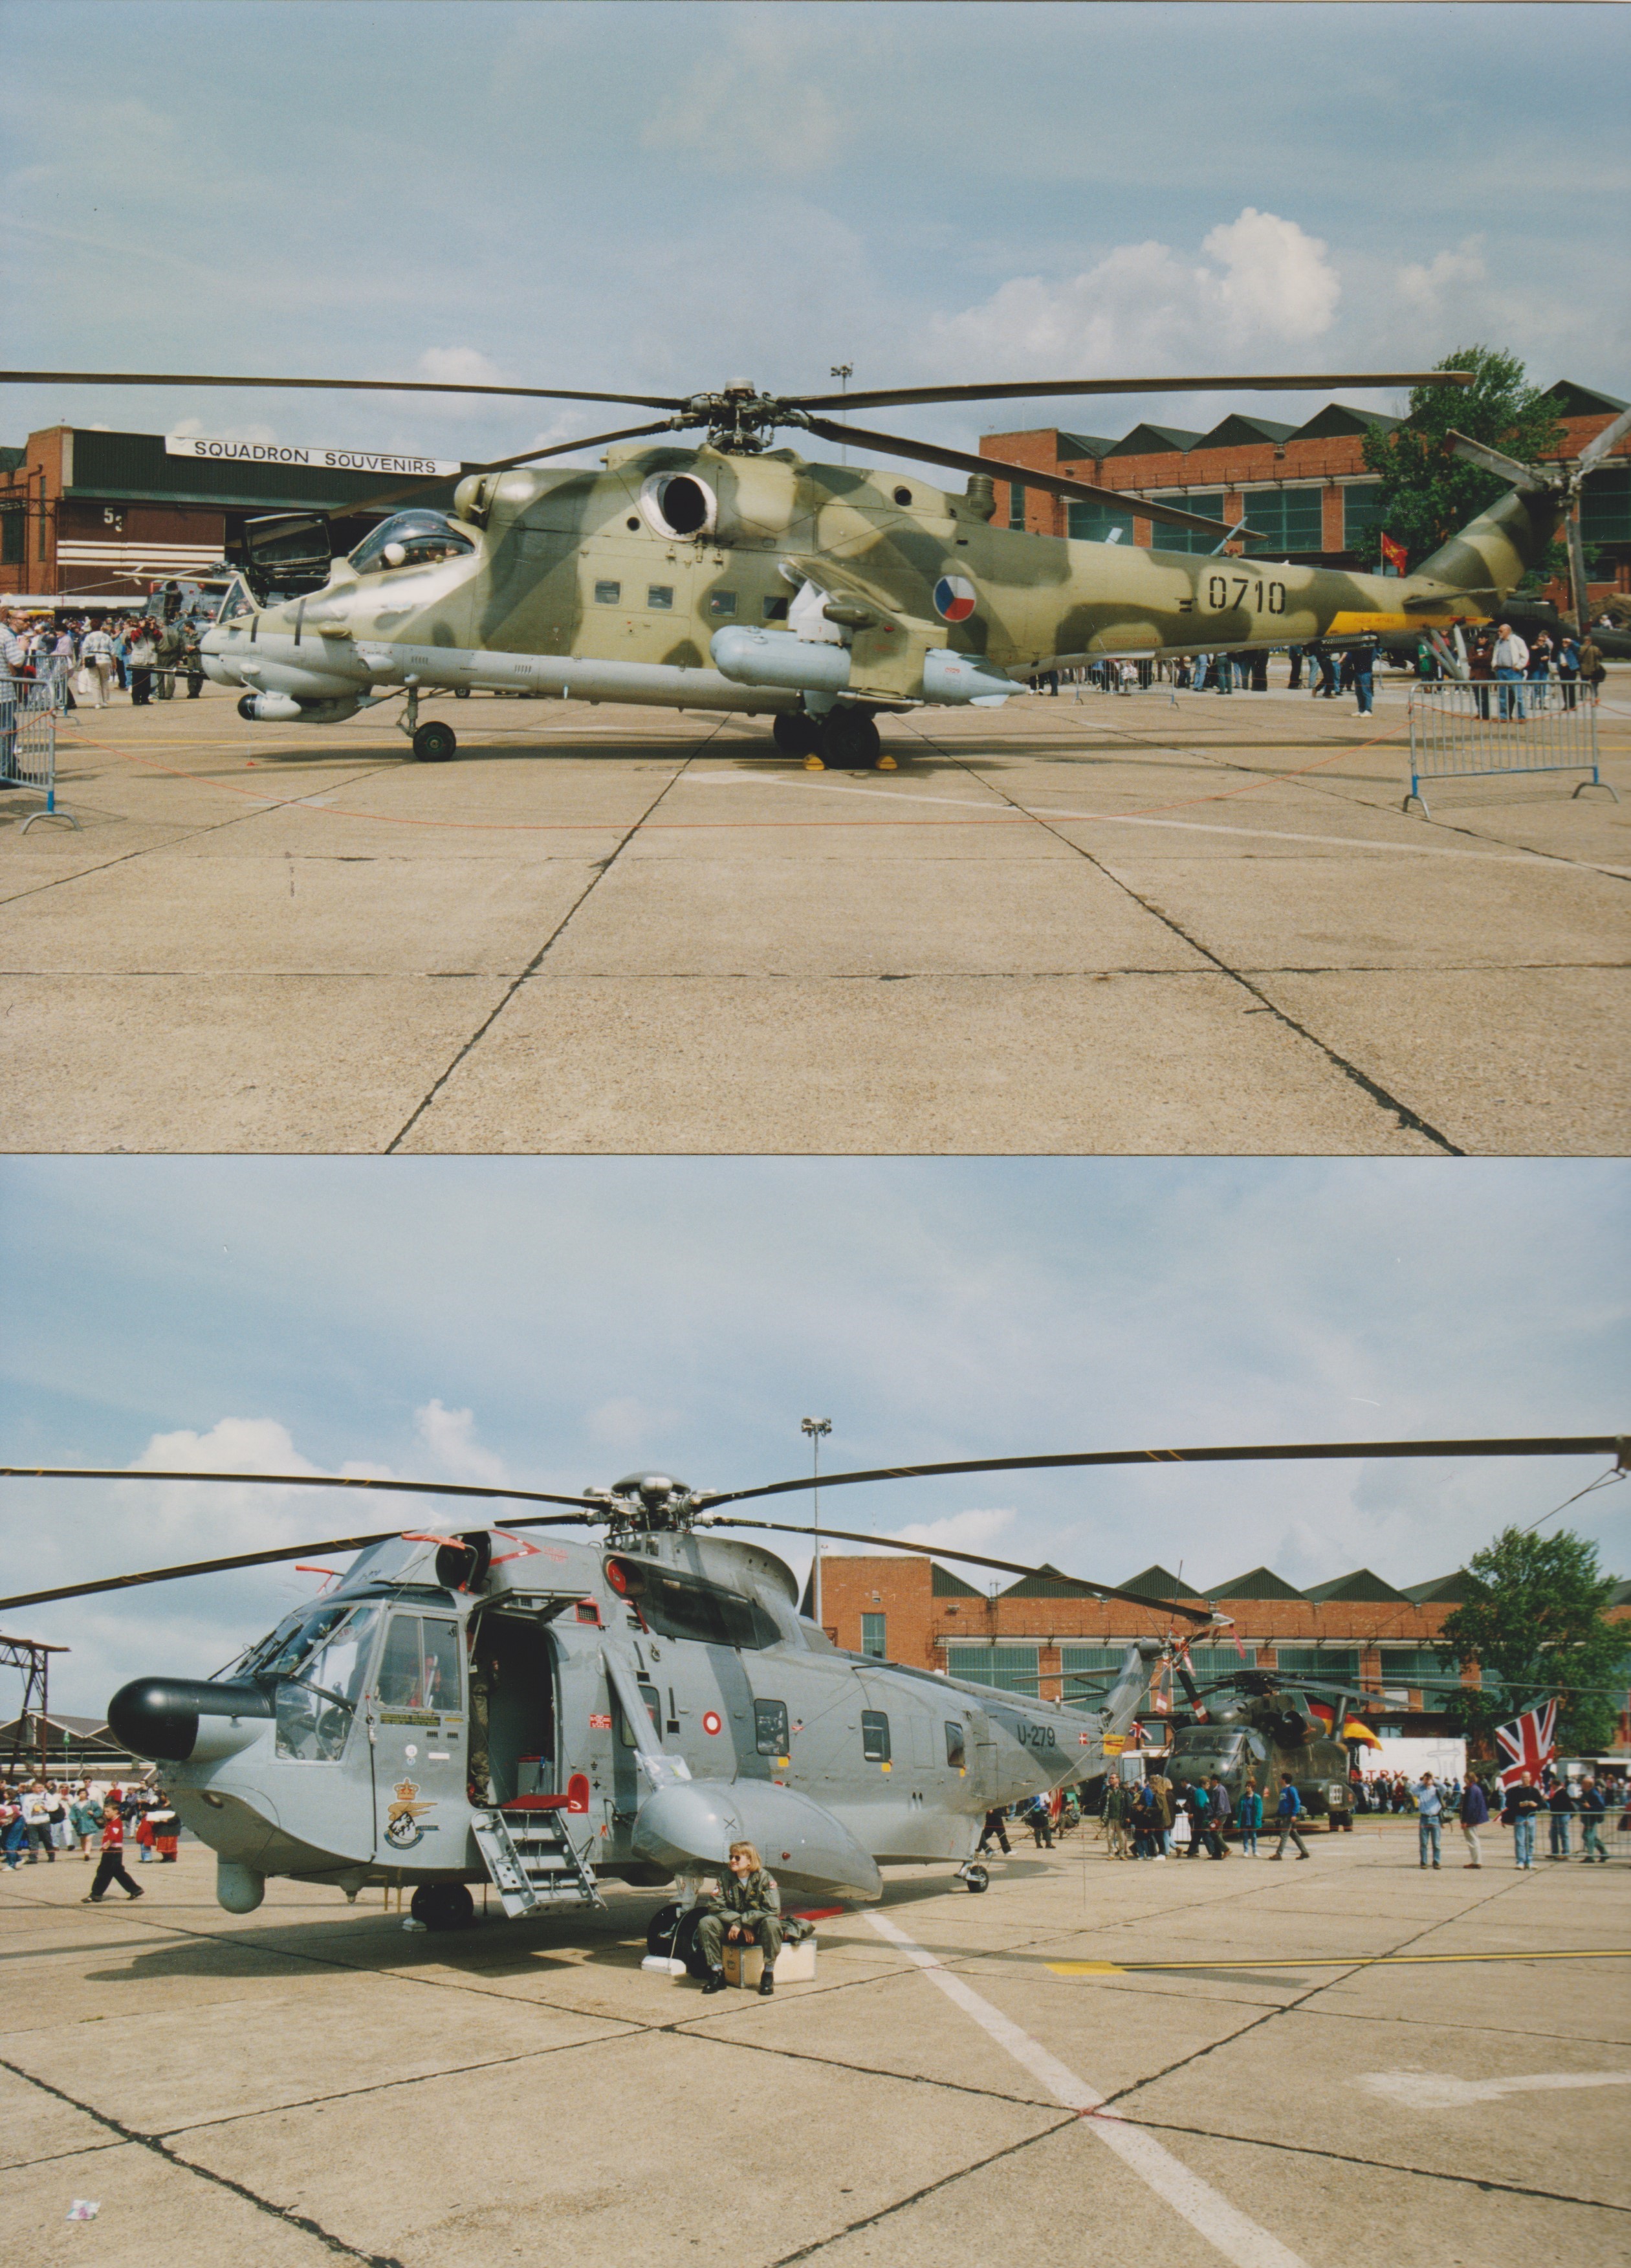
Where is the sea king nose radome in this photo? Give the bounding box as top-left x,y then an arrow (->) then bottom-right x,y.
108,1676 -> 272,1763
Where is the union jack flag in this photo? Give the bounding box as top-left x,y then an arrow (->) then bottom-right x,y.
1495,1699 -> 1558,1789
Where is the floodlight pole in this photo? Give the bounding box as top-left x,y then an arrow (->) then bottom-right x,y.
831,366 -> 851,465
802,1417 -> 832,1629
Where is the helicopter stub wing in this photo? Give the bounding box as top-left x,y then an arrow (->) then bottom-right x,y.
633,1778 -> 882,1902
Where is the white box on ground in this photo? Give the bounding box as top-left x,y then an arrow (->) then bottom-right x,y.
722,1940 -> 817,1987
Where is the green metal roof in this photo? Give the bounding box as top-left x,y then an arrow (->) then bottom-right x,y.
1401,1570 -> 1484,1605
1116,1562 -> 1198,1604
1055,431 -> 1118,462
1000,1561 -> 1104,1600
1290,403 -> 1405,442
1540,380 -> 1629,417
1301,1567 -> 1413,1605
1201,415 -> 1299,448
931,1561 -> 983,1598
1209,1565 -> 1306,1602
1102,424 -> 1204,460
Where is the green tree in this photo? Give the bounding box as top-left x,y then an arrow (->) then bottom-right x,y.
1360,345 -> 1566,575
1434,1526 -> 1625,1757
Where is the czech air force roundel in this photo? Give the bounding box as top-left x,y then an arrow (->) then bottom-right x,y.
933,574 -> 977,623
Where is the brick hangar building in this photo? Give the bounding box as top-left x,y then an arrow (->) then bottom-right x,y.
818,1552 -> 1631,1754
978,377 -> 1631,604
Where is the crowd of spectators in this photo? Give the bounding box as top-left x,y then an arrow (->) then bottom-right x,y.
1,1773 -> 180,1885
0,608 -> 206,711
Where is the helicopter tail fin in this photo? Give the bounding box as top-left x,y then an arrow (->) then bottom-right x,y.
1411,484 -> 1563,608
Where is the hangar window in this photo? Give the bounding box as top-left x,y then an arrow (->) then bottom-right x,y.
946,1643 -> 1038,1697
647,584 -> 674,610
707,590 -> 738,617
1138,494 -> 1221,555
1240,487 -> 1323,554
347,511 -> 474,575
1343,482 -> 1385,553
754,1699 -> 790,1756
860,1709 -> 891,1763
1067,500 -> 1137,547
593,580 -> 622,604
860,1613 -> 886,1659
1,506 -> 24,566
1008,481 -> 1026,530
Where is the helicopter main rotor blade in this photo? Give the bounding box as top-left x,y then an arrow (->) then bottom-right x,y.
317,417 -> 694,522
787,371 -> 1474,415
699,1433 -> 1622,1511
798,416 -> 1251,540
1445,430 -> 1545,490
1575,401 -> 1631,476
0,369 -> 687,410
697,1514 -> 1219,1626
0,1466 -> 608,1512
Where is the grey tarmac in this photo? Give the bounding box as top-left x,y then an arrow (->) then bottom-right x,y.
1,676 -> 1625,1154
3,1821 -> 1628,2267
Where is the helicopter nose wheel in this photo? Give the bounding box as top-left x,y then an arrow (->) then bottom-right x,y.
411,721 -> 458,762
959,1862 -> 990,1894
409,1881 -> 476,1930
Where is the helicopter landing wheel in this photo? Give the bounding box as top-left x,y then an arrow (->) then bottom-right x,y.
411,720 -> 457,762
963,1863 -> 989,1894
410,1881 -> 475,1930
818,709 -> 881,769
772,711 -> 820,758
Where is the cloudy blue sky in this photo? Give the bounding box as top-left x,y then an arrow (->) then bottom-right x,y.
1,1159 -> 1625,1715
3,2 -> 1627,472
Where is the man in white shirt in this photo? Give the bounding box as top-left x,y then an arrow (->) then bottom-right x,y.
80,622 -> 116,707
1492,622 -> 1529,720
0,608 -> 26,786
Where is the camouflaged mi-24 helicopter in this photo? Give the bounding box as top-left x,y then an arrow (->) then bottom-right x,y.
1,1429 -> 1611,1930
4,360 -> 1559,767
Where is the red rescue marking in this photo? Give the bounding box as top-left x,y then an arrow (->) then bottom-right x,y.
702,1711 -> 723,1735
566,1772 -> 591,1814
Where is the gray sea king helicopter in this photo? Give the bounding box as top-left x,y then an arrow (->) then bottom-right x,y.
11,359 -> 1597,769
1,1430 -> 1612,1928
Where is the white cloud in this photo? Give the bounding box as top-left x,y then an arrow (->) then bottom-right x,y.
640,16 -> 848,171
1397,236 -> 1487,312
168,414 -> 279,445
417,346 -> 503,385
933,208 -> 1340,380
892,1506 -> 1017,1554
413,1398 -> 507,1486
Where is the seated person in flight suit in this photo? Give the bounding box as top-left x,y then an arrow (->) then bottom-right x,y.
697,1840 -> 782,1996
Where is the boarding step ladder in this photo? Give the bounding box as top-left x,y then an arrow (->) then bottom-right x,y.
472,1801 -> 605,1919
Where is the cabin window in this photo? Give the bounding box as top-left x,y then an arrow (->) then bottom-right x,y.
617,1682 -> 662,1747
593,580 -> 622,605
377,1613 -> 461,1712
762,595 -> 789,620
647,584 -> 673,610
755,1699 -> 791,1756
272,1603 -> 381,1762
860,1710 -> 891,1763
944,1720 -> 967,1770
860,1613 -> 886,1659
707,590 -> 737,616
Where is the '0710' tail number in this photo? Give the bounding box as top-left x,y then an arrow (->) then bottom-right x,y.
1207,575 -> 1287,615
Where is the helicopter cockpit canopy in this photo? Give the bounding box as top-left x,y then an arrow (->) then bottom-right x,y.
239,1599 -> 384,1762
347,511 -> 475,576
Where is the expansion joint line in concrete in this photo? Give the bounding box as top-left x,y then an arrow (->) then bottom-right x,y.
764,2123 -> 1075,2268
383,731 -> 722,1150
0,2051 -> 410,2268
909,725 -> 1465,1155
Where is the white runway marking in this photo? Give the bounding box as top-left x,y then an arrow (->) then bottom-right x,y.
1356,2068 -> 1631,2111
683,773 -> 1629,873
867,1910 -> 1308,2268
